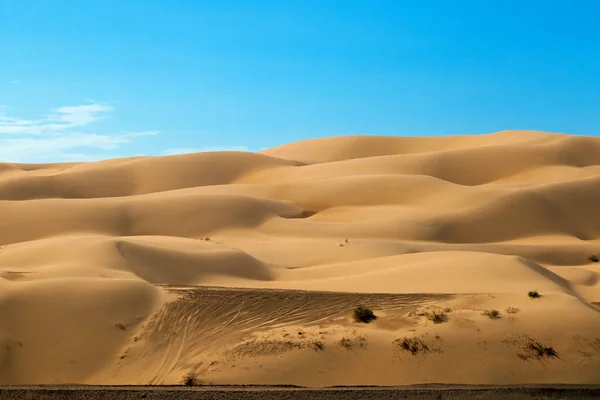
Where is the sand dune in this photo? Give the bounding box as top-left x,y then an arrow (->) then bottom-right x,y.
1,130 -> 600,385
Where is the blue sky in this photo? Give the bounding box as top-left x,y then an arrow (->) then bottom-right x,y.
0,0 -> 598,162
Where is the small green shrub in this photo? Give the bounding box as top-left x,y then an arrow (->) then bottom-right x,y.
353,306 -> 377,323
528,290 -> 541,299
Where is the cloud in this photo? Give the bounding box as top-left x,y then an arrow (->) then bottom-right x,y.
162,146 -> 251,156
0,104 -> 114,135
51,104 -> 114,126
0,103 -> 158,163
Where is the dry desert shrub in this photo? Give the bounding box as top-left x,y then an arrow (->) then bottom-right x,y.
518,338 -> 559,361
338,336 -> 367,350
395,337 -> 430,355
528,290 -> 541,299
393,335 -> 442,356
425,310 -> 448,324
352,305 -> 377,323
308,340 -> 325,351
482,309 -> 501,319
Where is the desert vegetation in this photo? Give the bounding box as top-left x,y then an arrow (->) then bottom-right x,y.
338,336 -> 367,350
394,337 -> 430,355
425,310 -> 449,324
482,309 -> 501,319
518,339 -> 559,361
352,305 -> 377,323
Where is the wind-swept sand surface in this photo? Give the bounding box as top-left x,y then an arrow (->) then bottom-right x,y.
1,130 -> 600,386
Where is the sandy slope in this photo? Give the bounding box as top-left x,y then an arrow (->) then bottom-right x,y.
1,130 -> 600,386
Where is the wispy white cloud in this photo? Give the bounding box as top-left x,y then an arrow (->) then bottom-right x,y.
0,103 -> 158,163
0,104 -> 114,135
51,104 -> 114,126
162,146 -> 251,156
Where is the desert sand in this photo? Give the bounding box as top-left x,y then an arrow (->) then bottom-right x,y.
1,130 -> 600,386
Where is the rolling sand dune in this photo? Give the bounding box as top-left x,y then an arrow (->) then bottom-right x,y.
1,130 -> 600,386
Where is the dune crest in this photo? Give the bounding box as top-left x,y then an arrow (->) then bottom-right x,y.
1,130 -> 600,385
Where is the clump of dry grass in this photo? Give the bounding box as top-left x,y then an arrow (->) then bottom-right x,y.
505,307 -> 520,314
352,305 -> 377,323
529,342 -> 558,358
395,337 -> 430,355
482,309 -> 501,319
518,339 -> 559,361
338,336 -> 367,350
308,340 -> 325,351
425,310 -> 448,324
